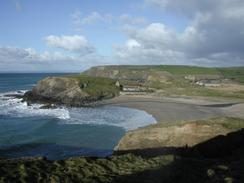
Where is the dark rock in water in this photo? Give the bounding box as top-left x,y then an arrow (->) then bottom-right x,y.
3,94 -> 23,99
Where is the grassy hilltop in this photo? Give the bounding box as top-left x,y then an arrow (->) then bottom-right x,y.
84,65 -> 244,81
84,65 -> 244,100
69,74 -> 120,98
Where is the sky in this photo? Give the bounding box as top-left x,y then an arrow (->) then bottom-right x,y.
0,0 -> 244,72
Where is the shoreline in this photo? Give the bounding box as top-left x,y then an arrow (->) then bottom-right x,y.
103,94 -> 244,123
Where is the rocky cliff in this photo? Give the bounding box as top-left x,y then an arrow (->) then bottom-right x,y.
24,75 -> 120,107
115,117 -> 244,151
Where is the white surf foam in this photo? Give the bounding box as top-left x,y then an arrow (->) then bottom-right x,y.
61,106 -> 156,131
0,91 -> 156,131
0,91 -> 70,120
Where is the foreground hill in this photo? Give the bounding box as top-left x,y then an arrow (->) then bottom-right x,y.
115,117 -> 244,151
1,117 -> 244,183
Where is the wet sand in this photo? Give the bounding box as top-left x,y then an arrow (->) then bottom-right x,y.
103,95 -> 243,123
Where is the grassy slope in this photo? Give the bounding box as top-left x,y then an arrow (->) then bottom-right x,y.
142,117 -> 244,131
69,74 -> 120,98
94,65 -> 220,75
218,67 -> 244,83
1,117 -> 244,183
84,65 -> 244,100
152,65 -> 221,75
148,66 -> 244,99
116,65 -> 244,77
0,154 -> 174,183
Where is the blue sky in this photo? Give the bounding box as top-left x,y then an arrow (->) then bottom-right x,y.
0,0 -> 244,72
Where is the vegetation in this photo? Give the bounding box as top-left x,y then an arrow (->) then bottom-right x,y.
70,74 -> 120,98
218,67 -> 244,83
153,65 -> 220,75
143,117 -> 244,131
87,65 -> 220,75
1,117 -> 244,183
148,78 -> 244,100
0,154 -> 174,183
84,65 -> 244,100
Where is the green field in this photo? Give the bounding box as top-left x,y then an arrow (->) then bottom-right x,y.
153,65 -> 221,75
86,65 -> 244,83
218,67 -> 244,83
84,65 -> 244,100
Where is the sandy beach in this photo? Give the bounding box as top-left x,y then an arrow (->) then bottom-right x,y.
103,95 -> 244,123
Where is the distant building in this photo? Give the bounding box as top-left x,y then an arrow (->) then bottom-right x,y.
196,79 -> 221,87
185,75 -> 222,82
122,86 -> 141,92
115,81 -> 120,87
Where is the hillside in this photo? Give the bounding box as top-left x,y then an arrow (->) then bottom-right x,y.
84,65 -> 244,83
1,117 -> 244,183
84,65 -> 244,100
23,75 -> 120,107
115,117 -> 244,151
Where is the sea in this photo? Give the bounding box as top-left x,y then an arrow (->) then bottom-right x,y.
0,73 -> 156,160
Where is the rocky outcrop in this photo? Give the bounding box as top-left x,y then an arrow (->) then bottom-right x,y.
24,76 -> 119,107
84,65 -> 172,84
115,117 -> 244,151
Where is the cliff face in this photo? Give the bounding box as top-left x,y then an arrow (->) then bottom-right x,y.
24,75 -> 120,106
84,66 -> 172,84
115,117 -> 244,151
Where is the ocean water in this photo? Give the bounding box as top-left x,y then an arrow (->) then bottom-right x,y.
0,73 -> 156,159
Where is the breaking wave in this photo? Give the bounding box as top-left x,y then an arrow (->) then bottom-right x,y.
0,91 -> 156,131
0,91 -> 70,120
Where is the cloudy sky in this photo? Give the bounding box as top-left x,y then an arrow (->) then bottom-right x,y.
1,0 -> 244,72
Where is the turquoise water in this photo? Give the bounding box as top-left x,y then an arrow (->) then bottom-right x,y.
0,73 -> 156,159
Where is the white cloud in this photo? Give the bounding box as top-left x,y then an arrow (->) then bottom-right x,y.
0,46 -> 73,63
80,12 -> 106,25
113,0 -> 244,66
119,14 -> 147,25
71,10 -> 147,30
71,11 -> 113,26
2,1 -> 244,72
0,46 -> 110,72
126,39 -> 141,50
45,35 -> 95,54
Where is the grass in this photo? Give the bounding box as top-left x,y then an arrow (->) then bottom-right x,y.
88,65 -> 221,75
142,117 -> 244,131
218,67 -> 244,83
152,65 -> 220,75
70,74 -> 120,98
1,117 -> 244,182
86,65 -> 244,83
84,65 -> 244,100
0,154 -> 174,183
146,76 -> 244,100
